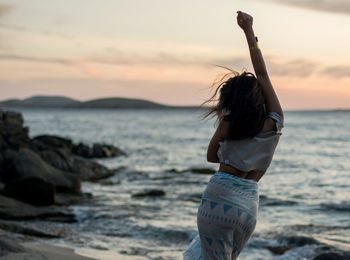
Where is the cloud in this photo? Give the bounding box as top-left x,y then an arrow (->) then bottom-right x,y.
0,4 -> 14,16
0,52 -> 349,79
266,0 -> 350,16
0,23 -> 73,39
268,58 -> 319,77
322,65 -> 350,78
0,54 -> 70,65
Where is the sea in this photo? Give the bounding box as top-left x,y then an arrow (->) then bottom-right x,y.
12,108 -> 350,259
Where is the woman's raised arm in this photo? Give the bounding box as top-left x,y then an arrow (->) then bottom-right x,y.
237,11 -> 283,118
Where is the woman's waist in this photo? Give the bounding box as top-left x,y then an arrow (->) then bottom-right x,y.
218,164 -> 264,182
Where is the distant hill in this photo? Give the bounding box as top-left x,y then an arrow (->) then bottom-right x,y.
0,96 -> 200,109
78,97 -> 168,109
0,96 -> 81,108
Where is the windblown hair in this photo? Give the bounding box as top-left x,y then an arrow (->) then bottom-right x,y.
201,68 -> 267,140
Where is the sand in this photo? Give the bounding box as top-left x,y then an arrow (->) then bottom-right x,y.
0,242 -> 97,260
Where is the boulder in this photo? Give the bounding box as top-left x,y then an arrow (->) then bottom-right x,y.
31,135 -> 73,151
0,195 -> 76,222
35,148 -> 74,172
92,143 -> 126,158
0,111 -> 30,150
70,156 -> 114,181
0,177 -> 55,206
0,237 -> 25,257
72,142 -> 93,158
5,148 -> 81,194
0,221 -> 61,238
313,252 -> 350,260
72,142 -> 126,158
169,167 -> 215,175
2,111 -> 23,126
132,189 -> 166,198
35,148 -> 114,181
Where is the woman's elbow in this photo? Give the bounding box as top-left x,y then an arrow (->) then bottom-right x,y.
207,154 -> 219,163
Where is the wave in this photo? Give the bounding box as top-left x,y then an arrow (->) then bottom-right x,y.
259,195 -> 298,207
319,202 -> 350,212
249,233 -> 350,259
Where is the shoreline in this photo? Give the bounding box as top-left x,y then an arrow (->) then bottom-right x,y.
0,241 -> 96,260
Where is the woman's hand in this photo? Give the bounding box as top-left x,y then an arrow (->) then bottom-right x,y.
236,11 -> 253,32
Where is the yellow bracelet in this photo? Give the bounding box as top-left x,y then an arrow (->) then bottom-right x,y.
249,42 -> 259,50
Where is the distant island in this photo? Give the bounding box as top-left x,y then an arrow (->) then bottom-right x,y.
0,96 -> 201,109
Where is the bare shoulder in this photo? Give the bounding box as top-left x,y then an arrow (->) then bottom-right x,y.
216,119 -> 230,139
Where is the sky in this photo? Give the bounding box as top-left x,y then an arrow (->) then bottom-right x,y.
0,0 -> 349,109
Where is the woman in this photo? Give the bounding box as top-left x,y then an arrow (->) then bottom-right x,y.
183,11 -> 284,260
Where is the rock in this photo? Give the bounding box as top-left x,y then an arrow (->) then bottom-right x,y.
267,245 -> 292,255
190,168 -> 216,174
313,252 -> 350,260
70,156 -> 114,181
72,142 -> 93,158
5,148 -> 81,194
31,135 -> 73,151
2,111 -> 23,126
54,192 -> 93,206
132,189 -> 166,198
0,221 -> 61,238
267,235 -> 321,255
0,237 -> 25,257
0,111 -> 30,150
0,195 -> 76,222
32,142 -> 116,182
92,143 -> 126,158
35,148 -> 74,172
0,177 -> 55,206
169,167 -> 215,174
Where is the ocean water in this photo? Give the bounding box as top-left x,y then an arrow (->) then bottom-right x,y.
14,108 -> 350,259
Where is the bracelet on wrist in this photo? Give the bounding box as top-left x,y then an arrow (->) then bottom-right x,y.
249,36 -> 259,50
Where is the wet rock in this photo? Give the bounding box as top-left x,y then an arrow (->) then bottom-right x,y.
31,134 -> 126,160
0,237 -> 25,257
313,252 -> 350,260
0,177 -> 55,206
72,142 -> 126,158
259,195 -> 298,207
2,111 -> 23,126
169,167 -> 215,174
32,144 -> 116,182
0,195 -> 76,222
0,221 -> 61,238
70,156 -> 114,181
190,168 -> 216,174
31,135 -> 73,151
35,148 -> 73,172
267,245 -> 292,255
0,111 -> 30,150
267,235 -> 321,255
132,189 -> 166,198
72,142 -> 93,158
4,148 -> 81,194
54,192 -> 93,206
92,143 -> 126,158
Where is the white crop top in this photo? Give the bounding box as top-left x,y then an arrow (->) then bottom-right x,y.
217,112 -> 284,172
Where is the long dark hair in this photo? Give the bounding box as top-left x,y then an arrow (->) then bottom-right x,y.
201,68 -> 267,140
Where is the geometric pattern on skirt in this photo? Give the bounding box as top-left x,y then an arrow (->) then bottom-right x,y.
183,171 -> 259,260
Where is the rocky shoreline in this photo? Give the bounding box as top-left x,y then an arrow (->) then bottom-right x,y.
0,109 -> 125,258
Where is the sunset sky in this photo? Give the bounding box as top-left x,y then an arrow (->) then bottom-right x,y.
0,0 -> 349,109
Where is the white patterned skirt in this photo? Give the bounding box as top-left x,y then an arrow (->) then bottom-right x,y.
183,171 -> 259,260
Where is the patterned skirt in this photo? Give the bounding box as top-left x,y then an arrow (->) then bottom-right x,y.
183,171 -> 259,260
